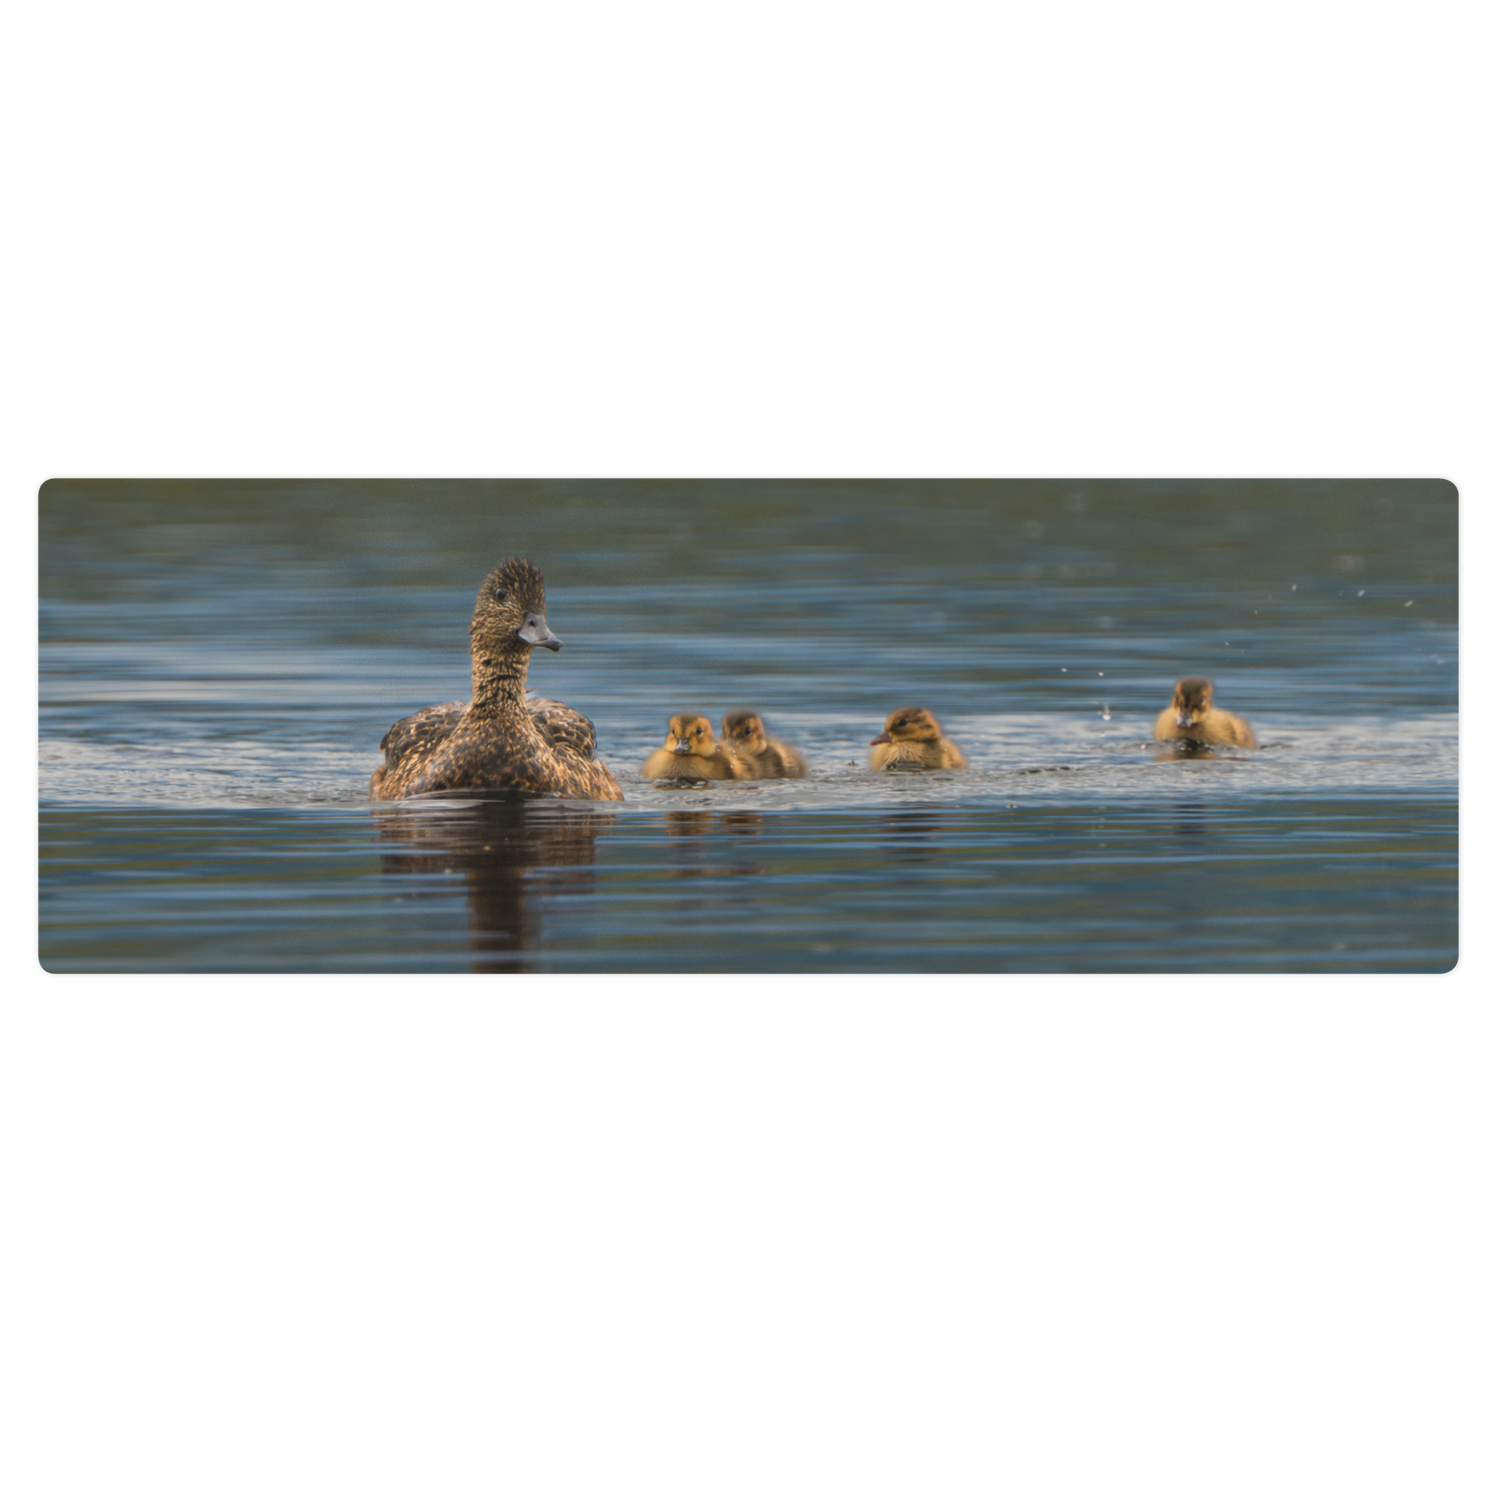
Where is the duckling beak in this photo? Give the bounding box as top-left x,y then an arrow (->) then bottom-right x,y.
672,739 -> 693,755
518,613 -> 562,651
1176,712 -> 1194,729
870,731 -> 893,745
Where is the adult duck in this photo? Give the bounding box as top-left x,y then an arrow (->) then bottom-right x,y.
720,710 -> 808,779
642,714 -> 749,780
1153,677 -> 1258,748
369,558 -> 623,800
869,707 -> 968,771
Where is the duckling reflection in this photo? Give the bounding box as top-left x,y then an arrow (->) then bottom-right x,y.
373,800 -> 610,972
1167,801 -> 1213,841
1154,677 -> 1258,749
869,708 -> 968,771
643,714 -> 750,781
720,711 -> 808,779
881,809 -> 950,867
664,808 -> 765,880
1154,740 -> 1221,763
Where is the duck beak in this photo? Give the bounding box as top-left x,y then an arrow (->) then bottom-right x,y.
518,612 -> 562,651
870,731 -> 892,745
673,739 -> 692,755
1176,712 -> 1194,729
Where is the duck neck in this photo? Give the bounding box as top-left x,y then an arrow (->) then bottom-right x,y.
468,647 -> 530,719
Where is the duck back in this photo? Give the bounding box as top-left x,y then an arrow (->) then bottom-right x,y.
528,696 -> 600,759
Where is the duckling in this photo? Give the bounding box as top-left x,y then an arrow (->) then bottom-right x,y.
720,710 -> 808,779
1153,677 -> 1258,748
369,557 -> 623,801
869,707 -> 968,771
642,714 -> 750,780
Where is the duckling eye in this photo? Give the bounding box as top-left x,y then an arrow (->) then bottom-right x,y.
492,588 -> 508,603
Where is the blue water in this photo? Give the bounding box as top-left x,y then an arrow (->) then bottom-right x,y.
38,480 -> 1458,971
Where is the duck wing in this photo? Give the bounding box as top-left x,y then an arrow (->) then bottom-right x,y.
379,700 -> 467,770
527,697 -> 599,760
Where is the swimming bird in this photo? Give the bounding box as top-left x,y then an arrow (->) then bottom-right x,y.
369,557 -> 623,801
643,714 -> 749,780
869,707 -> 968,770
1153,677 -> 1258,748
720,710 -> 808,779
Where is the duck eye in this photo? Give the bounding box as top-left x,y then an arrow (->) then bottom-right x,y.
492,588 -> 508,603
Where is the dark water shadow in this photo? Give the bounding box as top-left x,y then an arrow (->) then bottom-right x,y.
881,809 -> 950,867
372,799 -> 613,972
663,809 -> 767,880
1154,741 -> 1221,762
1166,800 -> 1214,842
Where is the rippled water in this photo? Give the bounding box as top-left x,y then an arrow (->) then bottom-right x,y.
39,480 -> 1458,971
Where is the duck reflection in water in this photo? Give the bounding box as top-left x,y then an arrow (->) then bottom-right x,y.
1167,800 -> 1213,841
882,809 -> 949,866
373,798 -> 612,972
664,808 -> 766,882
1154,740 -> 1222,763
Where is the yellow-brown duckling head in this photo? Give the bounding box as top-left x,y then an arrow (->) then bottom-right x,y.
664,714 -> 719,758
1169,677 -> 1215,730
871,707 -> 944,746
721,710 -> 768,755
470,557 -> 561,659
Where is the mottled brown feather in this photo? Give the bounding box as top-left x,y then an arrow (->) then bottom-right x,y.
378,701 -> 466,766
369,559 -> 622,801
527,697 -> 598,760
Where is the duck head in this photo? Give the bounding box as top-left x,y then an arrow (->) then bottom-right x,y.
1170,677 -> 1214,730
721,710 -> 768,755
664,714 -> 718,758
871,707 -> 943,745
471,557 -> 561,657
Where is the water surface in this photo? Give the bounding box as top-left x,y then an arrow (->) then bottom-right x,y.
39,480 -> 1458,971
